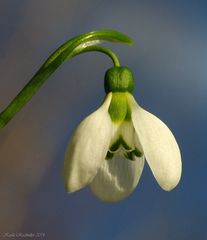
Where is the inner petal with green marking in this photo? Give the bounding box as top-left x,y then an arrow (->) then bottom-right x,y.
106,121 -> 143,161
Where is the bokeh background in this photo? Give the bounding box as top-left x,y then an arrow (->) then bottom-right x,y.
0,0 -> 207,239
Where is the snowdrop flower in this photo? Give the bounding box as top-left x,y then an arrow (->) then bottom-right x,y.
63,66 -> 182,202
0,29 -> 181,202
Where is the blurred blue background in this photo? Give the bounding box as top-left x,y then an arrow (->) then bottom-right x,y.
0,0 -> 207,239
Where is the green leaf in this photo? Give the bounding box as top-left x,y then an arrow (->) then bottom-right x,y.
43,30 -> 133,67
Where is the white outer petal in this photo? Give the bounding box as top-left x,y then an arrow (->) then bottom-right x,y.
89,155 -> 145,202
128,94 -> 182,191
63,93 -> 112,192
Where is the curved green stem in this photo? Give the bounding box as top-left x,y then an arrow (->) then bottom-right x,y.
77,46 -> 120,67
0,30 -> 132,128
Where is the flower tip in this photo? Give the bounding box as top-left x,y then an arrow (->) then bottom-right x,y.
64,182 -> 81,193
162,184 -> 177,192
90,189 -> 130,203
159,169 -> 182,192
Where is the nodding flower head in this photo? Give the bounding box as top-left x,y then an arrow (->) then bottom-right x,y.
63,66 -> 182,202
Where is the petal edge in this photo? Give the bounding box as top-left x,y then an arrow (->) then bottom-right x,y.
128,94 -> 182,191
63,93 -> 113,192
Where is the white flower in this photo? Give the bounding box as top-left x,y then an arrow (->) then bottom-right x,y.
63,67 -> 182,202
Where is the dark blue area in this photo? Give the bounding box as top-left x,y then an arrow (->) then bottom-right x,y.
0,0 -> 26,57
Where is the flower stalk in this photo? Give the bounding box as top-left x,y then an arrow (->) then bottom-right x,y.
0,30 -> 132,128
